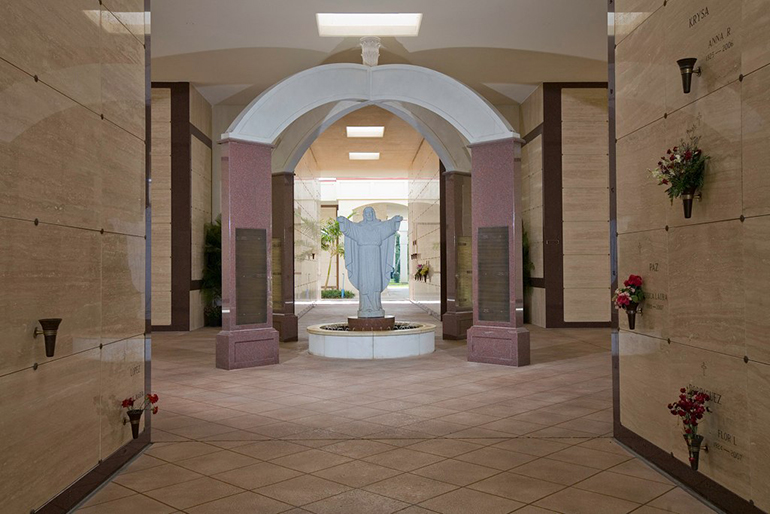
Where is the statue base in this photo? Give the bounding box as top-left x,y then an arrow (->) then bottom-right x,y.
348,316 -> 395,331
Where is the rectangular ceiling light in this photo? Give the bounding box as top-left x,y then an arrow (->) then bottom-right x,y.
349,152 -> 380,160
346,126 -> 385,138
317,13 -> 422,37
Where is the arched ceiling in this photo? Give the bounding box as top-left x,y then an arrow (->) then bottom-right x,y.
151,0 -> 608,106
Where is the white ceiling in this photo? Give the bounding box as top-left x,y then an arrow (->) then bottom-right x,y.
151,0 -> 608,106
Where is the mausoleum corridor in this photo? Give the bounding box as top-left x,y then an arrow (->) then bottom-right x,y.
76,304 -> 716,514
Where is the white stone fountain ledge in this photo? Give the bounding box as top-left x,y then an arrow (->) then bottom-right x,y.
307,323 -> 436,359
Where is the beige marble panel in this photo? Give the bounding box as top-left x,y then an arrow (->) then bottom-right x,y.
520,85 -> 543,136
152,291 -> 172,326
151,154 -> 172,190
749,361 -> 770,511
526,287 -> 546,328
744,216 -> 770,364
153,189 -> 172,224
152,121 -> 171,157
152,221 -> 171,259
190,86 -> 212,138
102,0 -> 146,40
102,233 -> 145,344
522,135 -> 542,178
563,222 -> 610,255
742,65 -> 770,217
0,349 -> 101,513
191,210 -> 208,281
0,1 -> 102,112
190,290 -> 206,331
562,154 -> 609,189
100,337 -> 145,458
664,0 -> 742,113
618,230 -> 668,339
619,331 -> 675,452
563,255 -> 611,289
669,343 -> 750,499
101,120 -> 145,236
562,188 -> 609,222
0,60 -> 102,230
562,121 -> 608,155
666,82 -> 742,227
529,241 -> 544,279
101,8 -> 145,140
151,88 -> 171,123
616,8 -> 667,138
617,119 -> 668,234
0,219 -> 101,376
523,205 -> 544,242
564,288 -> 611,322
615,0 -> 664,44
668,221 -> 744,357
561,88 -> 608,122
742,0 -> 770,74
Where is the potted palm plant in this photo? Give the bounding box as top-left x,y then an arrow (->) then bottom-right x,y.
201,216 -> 222,326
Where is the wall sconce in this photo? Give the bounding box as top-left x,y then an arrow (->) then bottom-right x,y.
34,318 -> 62,357
677,58 -> 701,94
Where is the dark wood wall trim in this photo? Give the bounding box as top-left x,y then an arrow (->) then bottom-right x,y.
151,82 -> 191,331
522,123 -> 543,145
541,81 -> 611,329
439,161 -> 447,319
190,123 -> 212,148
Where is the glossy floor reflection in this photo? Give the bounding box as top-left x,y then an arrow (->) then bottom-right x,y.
77,303 -> 717,514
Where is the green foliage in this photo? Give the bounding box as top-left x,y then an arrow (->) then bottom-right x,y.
321,289 -> 355,299
201,215 -> 222,326
320,212 -> 355,289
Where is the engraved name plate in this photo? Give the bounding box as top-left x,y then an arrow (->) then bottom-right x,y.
236,228 -> 268,325
477,227 -> 509,322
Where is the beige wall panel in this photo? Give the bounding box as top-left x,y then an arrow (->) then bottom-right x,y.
522,135 -> 542,174
617,230 -> 668,338
665,82 -> 742,227
101,121 -> 145,236
0,348 -> 101,513
562,154 -> 609,189
670,344 -> 750,499
616,8 -> 666,138
102,233 -> 145,344
152,121 -> 171,156
191,210 -> 207,281
523,205 -> 544,243
520,85 -> 543,136
102,0 -> 145,39
189,290 -> 205,331
619,332 -> 675,452
562,188 -> 609,222
191,138 -> 212,214
0,61 -> 102,230
526,287 -> 546,328
101,8 -> 145,140
153,190 -> 172,224
562,121 -> 608,155
151,222 -> 171,260
744,216 -> 770,364
0,219 -> 102,376
528,169 -> 543,209
529,241 -> 544,279
151,88 -> 171,122
664,0 -> 742,114
100,337 -> 145,458
152,292 -> 172,326
668,221 -> 744,358
562,88 -> 608,122
564,288 -> 611,322
742,0 -> 770,74
742,65 -> 770,217
0,1 -> 101,112
749,361 -> 770,511
151,154 -> 172,190
563,221 -> 609,255
563,255 -> 611,289
190,86 -> 212,138
617,119 -> 668,234
615,0 -> 664,45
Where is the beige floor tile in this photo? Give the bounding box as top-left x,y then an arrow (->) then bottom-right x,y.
76,493 -> 176,514
176,449 -> 261,475
535,487 -> 640,514
79,483 -> 135,508
363,448 -> 446,471
114,463 -> 203,492
411,459 -> 499,486
145,442 -> 221,462
469,471 -> 565,503
574,470 -> 674,503
609,459 -> 674,485
514,506 -> 566,513
492,437 -> 572,456
303,489 -> 409,514
419,487 -> 524,514
165,421 -> 238,439
313,459 -> 402,487
143,476 -> 244,510
647,488 -> 719,514
509,458 -> 598,485
454,446 -> 537,470
185,491 -> 292,514
212,461 -> 303,489
231,440 -> 310,460
576,438 -> 633,457
255,475 -> 351,506
322,439 -> 395,459
406,438 -> 483,457
547,446 -> 632,470
122,454 -> 167,473
364,473 -> 458,503
269,449 -> 352,473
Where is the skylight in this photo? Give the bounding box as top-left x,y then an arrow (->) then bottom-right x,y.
316,13 -> 422,37
349,152 -> 381,160
346,126 -> 385,138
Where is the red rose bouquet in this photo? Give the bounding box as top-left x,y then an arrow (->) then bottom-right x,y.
613,274 -> 644,310
668,387 -> 711,470
122,393 -> 159,439
649,134 -> 708,200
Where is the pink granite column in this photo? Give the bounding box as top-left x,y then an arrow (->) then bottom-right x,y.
272,172 -> 298,342
467,138 -> 530,366
216,140 -> 279,369
442,170 -> 473,339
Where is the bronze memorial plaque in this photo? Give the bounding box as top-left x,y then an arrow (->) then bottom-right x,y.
236,228 -> 268,325
477,227 -> 509,322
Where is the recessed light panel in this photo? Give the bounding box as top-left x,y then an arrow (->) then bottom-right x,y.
316,13 -> 422,37
346,126 -> 385,138
349,152 -> 380,160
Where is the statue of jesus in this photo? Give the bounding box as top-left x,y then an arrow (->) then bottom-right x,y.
338,207 -> 403,318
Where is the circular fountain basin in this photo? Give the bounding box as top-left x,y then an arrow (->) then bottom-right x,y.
307,322 -> 436,359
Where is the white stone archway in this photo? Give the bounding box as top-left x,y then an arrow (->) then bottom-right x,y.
217,63 -> 529,371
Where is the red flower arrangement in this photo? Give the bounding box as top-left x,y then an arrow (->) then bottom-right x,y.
122,393 -> 159,439
649,134 -> 709,200
613,274 -> 644,310
668,387 -> 711,470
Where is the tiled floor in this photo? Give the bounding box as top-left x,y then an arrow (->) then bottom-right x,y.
77,302 -> 718,514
